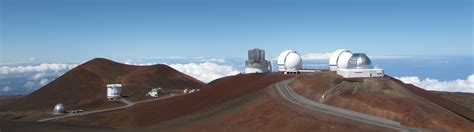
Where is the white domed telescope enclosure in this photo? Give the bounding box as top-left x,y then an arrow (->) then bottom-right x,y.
329,49 -> 353,71
335,53 -> 384,78
278,50 -> 303,74
107,84 -> 122,100
245,48 -> 272,74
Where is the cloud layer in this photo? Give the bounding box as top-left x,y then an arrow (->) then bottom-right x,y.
0,58 -> 471,95
0,61 -> 239,95
0,63 -> 78,95
302,52 -> 332,60
169,62 -> 240,83
0,63 -> 78,75
122,59 -> 239,83
396,74 -> 474,93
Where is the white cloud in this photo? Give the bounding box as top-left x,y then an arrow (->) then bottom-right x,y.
0,63 -> 78,75
302,52 -> 332,60
24,81 -> 36,89
23,78 -> 51,90
0,63 -> 77,94
31,73 -> 47,80
39,78 -> 50,86
0,61 -> 240,94
169,62 -> 240,83
396,74 -> 474,93
199,58 -> 226,63
121,59 -> 239,83
2,86 -> 11,92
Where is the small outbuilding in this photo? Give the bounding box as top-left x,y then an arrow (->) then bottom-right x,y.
146,88 -> 164,98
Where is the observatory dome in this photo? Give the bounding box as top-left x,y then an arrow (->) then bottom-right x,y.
347,53 -> 372,69
277,50 -> 303,71
329,49 -> 353,71
53,103 -> 65,114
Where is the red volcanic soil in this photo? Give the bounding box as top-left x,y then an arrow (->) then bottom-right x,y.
388,77 -> 474,122
0,120 -> 110,132
54,73 -> 394,131
146,81 -> 392,132
3,65 -> 474,131
291,72 -> 474,131
0,73 -> 393,132
0,58 -> 205,112
433,92 -> 474,111
55,73 -> 293,127
0,96 -> 22,104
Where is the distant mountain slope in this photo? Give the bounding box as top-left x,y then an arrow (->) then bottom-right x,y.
54,73 -> 292,127
5,58 -> 205,111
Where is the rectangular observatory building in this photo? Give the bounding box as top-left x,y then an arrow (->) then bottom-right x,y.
107,84 -> 122,100
245,48 -> 271,74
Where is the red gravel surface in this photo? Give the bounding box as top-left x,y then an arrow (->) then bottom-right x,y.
291,72 -> 474,131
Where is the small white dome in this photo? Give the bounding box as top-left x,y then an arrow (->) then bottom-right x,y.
277,50 -> 303,71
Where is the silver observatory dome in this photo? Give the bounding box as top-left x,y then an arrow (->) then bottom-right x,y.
53,103 -> 65,114
347,53 -> 372,69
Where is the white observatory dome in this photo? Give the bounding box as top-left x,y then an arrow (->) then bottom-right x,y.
347,53 -> 372,69
329,49 -> 353,71
277,50 -> 303,71
53,103 -> 65,114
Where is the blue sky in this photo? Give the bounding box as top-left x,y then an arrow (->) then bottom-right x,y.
1,0 -> 472,62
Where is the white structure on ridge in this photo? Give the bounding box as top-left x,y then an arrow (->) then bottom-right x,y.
107,84 -> 122,100
53,103 -> 65,115
245,48 -> 271,74
277,50 -> 303,72
329,49 -> 353,71
146,88 -> 163,98
183,89 -> 189,94
183,88 -> 199,94
189,89 -> 196,93
329,49 -> 384,78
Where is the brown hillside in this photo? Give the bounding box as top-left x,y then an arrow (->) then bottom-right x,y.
433,92 -> 474,111
54,73 -> 293,127
290,72 -> 474,131
52,73 -> 395,131
144,78 -> 393,132
2,69 -> 474,131
2,58 -> 205,111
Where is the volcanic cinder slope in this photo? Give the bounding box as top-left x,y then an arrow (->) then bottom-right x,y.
52,73 -> 395,132
52,73 -> 294,127
434,92 -> 474,111
290,72 -> 474,131
0,58 -> 205,120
